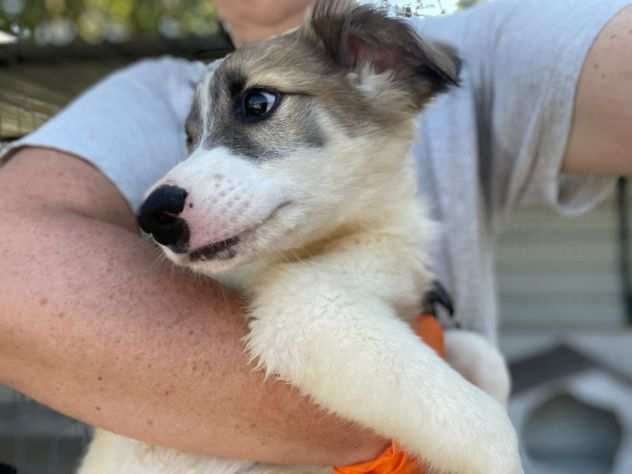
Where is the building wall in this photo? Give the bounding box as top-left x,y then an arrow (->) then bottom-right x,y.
498,195 -> 632,474
497,196 -> 626,332
497,192 -> 632,373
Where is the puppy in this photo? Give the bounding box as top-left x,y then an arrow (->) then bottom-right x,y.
79,1 -> 522,473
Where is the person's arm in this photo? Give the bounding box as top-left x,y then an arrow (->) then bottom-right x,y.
0,147 -> 385,466
564,5 -> 632,176
425,0 -> 631,219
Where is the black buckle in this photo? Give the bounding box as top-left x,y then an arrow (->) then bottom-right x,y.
422,281 -> 460,328
0,463 -> 17,474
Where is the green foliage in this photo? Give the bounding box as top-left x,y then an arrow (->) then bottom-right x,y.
458,0 -> 484,9
0,0 -> 218,44
0,0 -> 486,46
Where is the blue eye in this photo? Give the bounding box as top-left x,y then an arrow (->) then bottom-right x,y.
240,89 -> 280,122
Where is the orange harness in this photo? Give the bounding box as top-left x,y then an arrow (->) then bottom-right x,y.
333,314 -> 445,474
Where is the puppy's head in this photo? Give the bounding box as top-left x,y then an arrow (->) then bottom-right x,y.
138,0 -> 459,275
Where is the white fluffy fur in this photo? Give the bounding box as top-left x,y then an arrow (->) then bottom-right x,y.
80,8 -> 523,473
80,126 -> 521,473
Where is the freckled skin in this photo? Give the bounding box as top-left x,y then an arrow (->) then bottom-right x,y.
564,5 -> 632,176
0,149 -> 384,466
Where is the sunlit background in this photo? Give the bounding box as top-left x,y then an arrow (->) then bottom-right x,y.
0,0 -> 476,45
0,0 -> 218,44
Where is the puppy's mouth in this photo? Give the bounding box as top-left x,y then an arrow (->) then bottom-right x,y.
187,201 -> 292,263
189,236 -> 240,262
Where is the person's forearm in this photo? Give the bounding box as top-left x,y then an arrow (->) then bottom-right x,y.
0,159 -> 384,466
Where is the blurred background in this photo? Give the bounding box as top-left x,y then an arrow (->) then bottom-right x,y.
1,1 -> 631,473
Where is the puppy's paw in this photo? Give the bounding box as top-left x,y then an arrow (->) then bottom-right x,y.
466,406 -> 523,474
444,330 -> 511,405
423,391 -> 522,474
410,408 -> 523,473
478,443 -> 523,474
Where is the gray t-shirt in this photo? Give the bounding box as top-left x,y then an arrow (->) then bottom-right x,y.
4,0 -> 629,341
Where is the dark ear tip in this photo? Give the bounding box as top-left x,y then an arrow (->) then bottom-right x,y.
449,58 -> 463,87
421,40 -> 462,92
436,41 -> 462,85
452,53 -> 463,83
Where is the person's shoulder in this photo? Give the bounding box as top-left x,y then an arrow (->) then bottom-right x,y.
133,55 -> 210,73
109,56 -> 213,90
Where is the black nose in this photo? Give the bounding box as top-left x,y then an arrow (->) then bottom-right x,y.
138,185 -> 190,252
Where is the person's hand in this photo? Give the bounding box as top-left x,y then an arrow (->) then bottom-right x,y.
214,0 -> 314,46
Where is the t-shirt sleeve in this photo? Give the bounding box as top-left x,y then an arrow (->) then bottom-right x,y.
1,57 -> 208,212
426,0 -> 630,220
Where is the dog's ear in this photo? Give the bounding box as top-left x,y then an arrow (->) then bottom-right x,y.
304,0 -> 460,110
